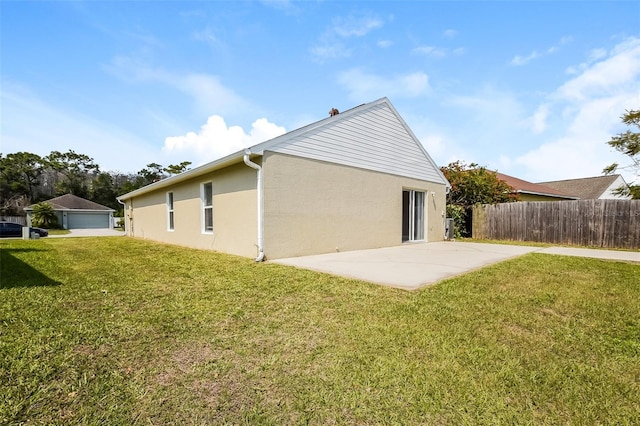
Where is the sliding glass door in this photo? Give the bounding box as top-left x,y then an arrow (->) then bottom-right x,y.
402,190 -> 425,242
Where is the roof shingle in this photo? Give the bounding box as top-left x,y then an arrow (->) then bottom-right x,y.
495,172 -> 578,199
27,194 -> 113,211
538,175 -> 622,199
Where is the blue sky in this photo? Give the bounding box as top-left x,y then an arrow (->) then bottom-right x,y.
2,1 -> 639,184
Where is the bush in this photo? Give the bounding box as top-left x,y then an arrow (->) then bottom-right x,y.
446,204 -> 467,239
31,202 -> 59,229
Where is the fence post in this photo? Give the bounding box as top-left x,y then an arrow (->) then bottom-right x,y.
472,205 -> 486,239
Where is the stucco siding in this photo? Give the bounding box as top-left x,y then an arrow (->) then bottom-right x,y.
264,102 -> 446,185
125,163 -> 259,258
262,152 -> 446,259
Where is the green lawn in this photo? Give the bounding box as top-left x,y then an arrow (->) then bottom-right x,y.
1,238 -> 639,425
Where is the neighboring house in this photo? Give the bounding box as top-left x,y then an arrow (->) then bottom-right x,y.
117,97 -> 450,260
495,172 -> 579,202
25,194 -> 115,229
538,175 -> 632,200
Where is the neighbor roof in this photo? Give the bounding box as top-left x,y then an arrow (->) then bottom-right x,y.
495,172 -> 579,199
538,175 -> 626,199
118,97 -> 450,201
25,194 -> 114,211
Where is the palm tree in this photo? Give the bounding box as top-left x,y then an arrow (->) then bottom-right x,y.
31,202 -> 59,229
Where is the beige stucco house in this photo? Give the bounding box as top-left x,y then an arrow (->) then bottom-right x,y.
117,98 -> 450,260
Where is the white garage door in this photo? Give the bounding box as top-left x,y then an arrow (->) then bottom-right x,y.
67,212 -> 110,229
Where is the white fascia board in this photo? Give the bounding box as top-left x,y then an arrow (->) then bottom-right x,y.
382,99 -> 451,188
24,207 -> 116,212
519,190 -> 580,199
115,102 -> 373,201
117,97 -> 451,199
117,151 -> 247,201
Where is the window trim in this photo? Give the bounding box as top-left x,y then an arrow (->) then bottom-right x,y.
201,181 -> 213,234
166,191 -> 174,231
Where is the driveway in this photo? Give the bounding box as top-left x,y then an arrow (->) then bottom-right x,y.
47,229 -> 125,238
272,242 -> 639,290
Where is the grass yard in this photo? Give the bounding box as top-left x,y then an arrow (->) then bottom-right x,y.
1,237 -> 639,425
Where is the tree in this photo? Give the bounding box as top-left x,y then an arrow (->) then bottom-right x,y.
46,150 -> 100,197
164,161 -> 192,176
31,202 -> 60,229
604,109 -> 639,198
441,161 -> 518,237
442,161 -> 517,206
138,163 -> 166,185
90,172 -> 119,210
0,152 -> 47,205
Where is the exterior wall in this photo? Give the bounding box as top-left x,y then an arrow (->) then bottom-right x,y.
518,193 -> 571,202
262,152 -> 447,259
125,162 -> 259,258
601,176 -> 632,199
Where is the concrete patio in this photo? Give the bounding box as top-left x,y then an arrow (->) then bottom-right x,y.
272,241 -> 639,290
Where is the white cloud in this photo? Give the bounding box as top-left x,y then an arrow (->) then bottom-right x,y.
309,43 -> 351,61
377,40 -> 393,48
105,57 -> 250,116
443,29 -> 458,39
510,50 -> 541,66
260,0 -> 299,13
412,46 -> 447,58
420,135 -> 446,159
162,115 -> 286,165
332,15 -> 383,38
510,36 -> 573,66
310,13 -> 384,62
588,47 -> 608,62
515,95 -> 636,181
513,37 -> 640,182
0,81 -> 158,173
337,69 -> 430,101
412,45 -> 464,58
192,27 -> 219,45
529,104 -> 549,134
556,37 -> 640,102
177,73 -> 250,114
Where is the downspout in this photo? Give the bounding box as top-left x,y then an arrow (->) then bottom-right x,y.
117,198 -> 127,235
243,149 -> 265,262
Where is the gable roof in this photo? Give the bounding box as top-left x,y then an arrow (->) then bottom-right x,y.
495,172 -> 579,199
538,175 -> 627,199
25,194 -> 114,211
252,97 -> 448,184
118,97 -> 449,201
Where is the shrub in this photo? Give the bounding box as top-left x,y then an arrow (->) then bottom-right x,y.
446,204 -> 467,238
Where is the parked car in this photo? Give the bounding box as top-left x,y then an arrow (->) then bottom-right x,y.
0,221 -> 49,238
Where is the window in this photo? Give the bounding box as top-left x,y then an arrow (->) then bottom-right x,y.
402,190 -> 425,242
166,192 -> 174,231
201,182 -> 213,233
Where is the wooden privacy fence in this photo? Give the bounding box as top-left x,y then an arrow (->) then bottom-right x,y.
473,199 -> 640,249
1,216 -> 27,226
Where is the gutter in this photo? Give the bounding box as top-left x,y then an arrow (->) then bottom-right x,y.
243,149 -> 265,262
